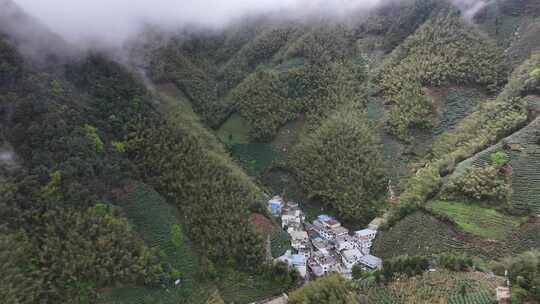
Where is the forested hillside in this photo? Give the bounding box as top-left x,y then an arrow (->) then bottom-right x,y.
0,25 -> 277,302
2,0 -> 540,303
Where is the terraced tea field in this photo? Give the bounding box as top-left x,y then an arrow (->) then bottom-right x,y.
432,87 -> 486,136
359,270 -> 502,304
508,220 -> 540,254
230,143 -> 282,175
450,116 -> 540,214
371,211 -> 510,260
217,112 -> 297,176
98,183 -> 213,304
99,183 -> 293,304
366,99 -> 411,193
427,200 -> 523,240
367,87 -> 485,193
216,270 -> 292,304
217,112 -> 251,144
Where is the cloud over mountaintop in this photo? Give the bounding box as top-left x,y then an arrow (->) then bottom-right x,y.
9,0 -> 485,50
11,0 -> 384,48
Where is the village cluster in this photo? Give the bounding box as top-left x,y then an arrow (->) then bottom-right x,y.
268,196 -> 383,280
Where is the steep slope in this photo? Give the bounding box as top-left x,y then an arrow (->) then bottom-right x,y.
0,33 -> 276,302
377,11 -> 507,138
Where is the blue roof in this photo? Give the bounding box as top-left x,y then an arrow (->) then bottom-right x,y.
291,255 -> 305,265
270,204 -> 281,209
317,214 -> 333,221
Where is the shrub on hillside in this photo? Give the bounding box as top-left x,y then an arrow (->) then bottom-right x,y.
443,152 -> 511,203
382,255 -> 430,280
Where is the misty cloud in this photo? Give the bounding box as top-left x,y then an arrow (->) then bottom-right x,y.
12,0 -> 383,49
7,0 -> 487,52
451,0 -> 487,19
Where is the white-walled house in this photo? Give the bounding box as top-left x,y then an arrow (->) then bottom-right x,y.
289,230 -> 309,251
313,226 -> 334,241
331,226 -> 349,237
341,248 -> 364,270
335,235 -> 358,251
355,229 -> 377,254
311,251 -> 339,276
355,229 -> 377,241
281,209 -> 304,229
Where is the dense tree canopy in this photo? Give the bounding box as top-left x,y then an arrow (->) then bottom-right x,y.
378,11 -> 507,137
288,274 -> 359,304
291,109 -> 386,224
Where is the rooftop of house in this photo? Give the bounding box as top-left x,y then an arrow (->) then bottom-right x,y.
356,229 -> 377,237
496,286 -> 511,300
289,230 -> 308,240
324,219 -> 340,227
282,209 -> 302,218
331,226 -> 349,235
307,229 -> 320,239
290,254 -> 306,266
312,238 -> 330,249
286,202 -> 299,208
317,214 -> 334,221
359,254 -> 382,267
342,248 -> 363,261
335,235 -> 356,243
313,219 -> 325,228
314,251 -> 338,265
269,196 -> 283,205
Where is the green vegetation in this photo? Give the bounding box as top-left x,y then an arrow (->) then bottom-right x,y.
362,0 -> 447,52
232,69 -> 300,141
100,183 -> 211,303
427,200 -> 522,239
291,109 -> 386,224
218,26 -> 299,91
0,35 -> 272,302
373,211 -> 489,260
270,230 -> 291,258
381,255 -> 430,280
215,266 -> 298,304
288,274 -> 359,304
357,270 -> 501,304
127,120 -> 264,267
378,12 -> 507,137
217,113 -> 250,145
0,39 -> 166,302
148,44 -> 231,127
84,124 -> 104,153
280,23 -> 356,64
0,196 -> 162,303
5,1 -> 540,302
231,58 -> 366,141
443,152 -> 511,204
492,250 -> 540,303
432,87 -> 487,135
395,49 -> 539,209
